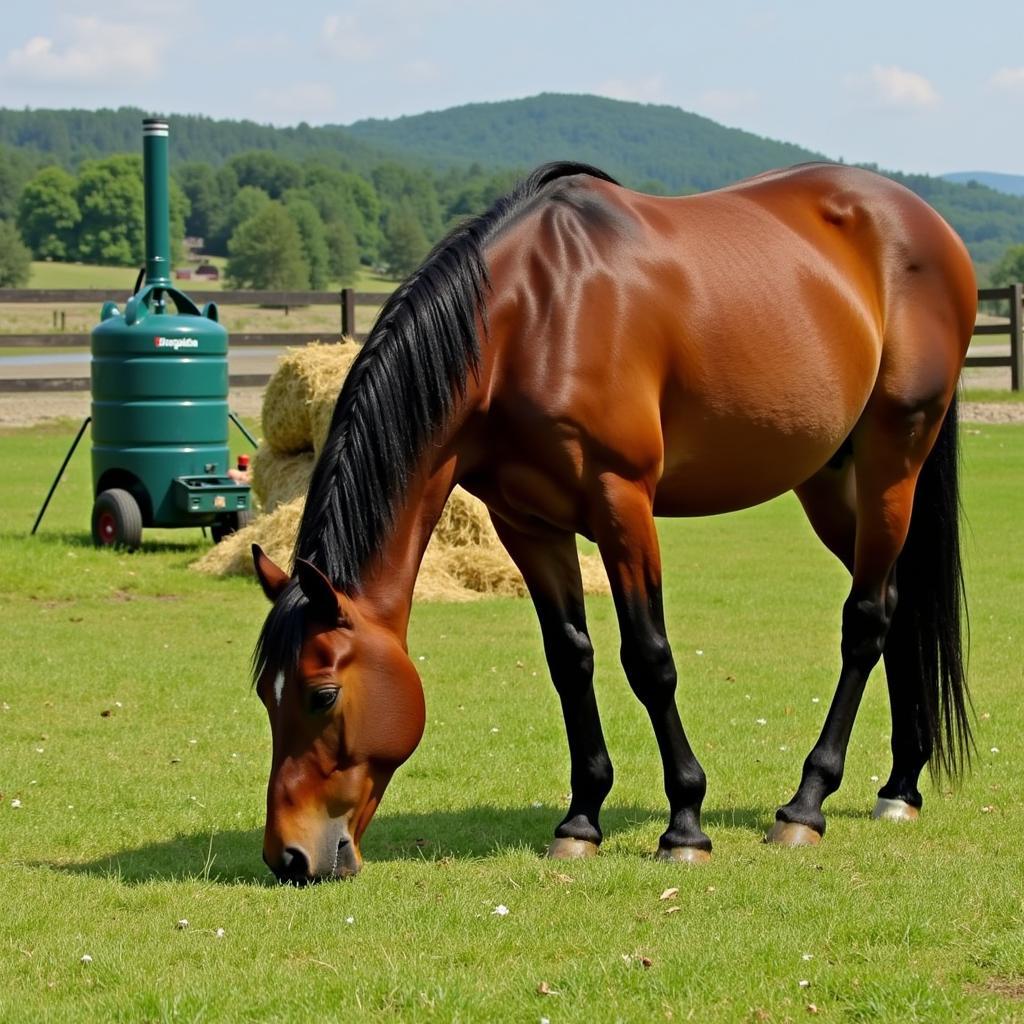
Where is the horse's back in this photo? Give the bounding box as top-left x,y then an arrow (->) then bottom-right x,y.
480,164 -> 975,520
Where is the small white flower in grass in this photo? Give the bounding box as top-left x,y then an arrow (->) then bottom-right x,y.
418,656 -> 426,662
215,928 -> 225,939
491,727 -> 500,733
541,1018 -> 551,1024
80,954 -> 93,964
802,953 -> 814,961
755,718 -> 767,726
35,747 -> 44,754
531,801 -> 543,808
870,775 -> 879,782
695,650 -> 704,656
799,979 -> 810,988
492,904 -> 510,916
812,697 -> 820,704
176,919 -> 189,930
345,916 -> 354,925
990,747 -> 1000,754
11,799 -> 22,809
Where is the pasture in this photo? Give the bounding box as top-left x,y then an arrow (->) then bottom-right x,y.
1,418 -> 1022,1022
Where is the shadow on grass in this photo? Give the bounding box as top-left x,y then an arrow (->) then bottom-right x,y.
33,801 -> 865,887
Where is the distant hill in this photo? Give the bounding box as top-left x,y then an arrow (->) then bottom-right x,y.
0,106 -> 392,172
3,94 -> 1024,268
347,94 -> 1024,268
347,93 -> 825,193
941,171 -> 1024,197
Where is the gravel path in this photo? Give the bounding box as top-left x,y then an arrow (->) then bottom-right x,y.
2,390 -> 1020,430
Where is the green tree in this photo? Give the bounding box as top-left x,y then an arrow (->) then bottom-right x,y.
211,185 -> 271,255
284,195 -> 330,290
325,219 -> 360,286
17,166 -> 81,260
175,161 -> 236,243
990,244 -> 1024,287
74,154 -> 188,267
226,202 -> 309,289
0,144 -> 36,222
75,154 -> 145,265
0,220 -> 32,286
382,198 -> 430,277
228,151 -> 302,199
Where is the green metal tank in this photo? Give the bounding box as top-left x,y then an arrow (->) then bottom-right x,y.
89,117 -> 250,549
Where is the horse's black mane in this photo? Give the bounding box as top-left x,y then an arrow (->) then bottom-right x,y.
253,161 -> 619,681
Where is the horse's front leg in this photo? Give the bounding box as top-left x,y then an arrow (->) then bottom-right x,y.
490,517 -> 613,858
592,477 -> 712,862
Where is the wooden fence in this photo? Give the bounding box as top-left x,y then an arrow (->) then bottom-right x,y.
1,283 -> 1021,393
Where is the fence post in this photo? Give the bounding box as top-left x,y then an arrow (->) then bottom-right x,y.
340,288 -> 356,340
1010,282 -> 1022,393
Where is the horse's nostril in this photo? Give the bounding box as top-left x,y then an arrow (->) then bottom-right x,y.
276,846 -> 311,884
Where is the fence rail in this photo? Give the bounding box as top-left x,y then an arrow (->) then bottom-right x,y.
1,284 -> 1021,392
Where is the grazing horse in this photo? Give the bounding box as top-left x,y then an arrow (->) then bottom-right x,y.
251,161 -> 975,883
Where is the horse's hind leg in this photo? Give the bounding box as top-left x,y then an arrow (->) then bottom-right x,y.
592,476 -> 712,862
794,460 -> 929,826
490,517 -> 613,859
769,398 -> 945,846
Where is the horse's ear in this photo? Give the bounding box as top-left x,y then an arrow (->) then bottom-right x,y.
294,558 -> 350,627
252,544 -> 290,602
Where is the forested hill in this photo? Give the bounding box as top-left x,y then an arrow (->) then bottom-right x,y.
3,94 -> 1024,269
346,94 -> 1024,267
0,106 -> 390,172
347,93 -> 825,193
941,171 -> 1024,197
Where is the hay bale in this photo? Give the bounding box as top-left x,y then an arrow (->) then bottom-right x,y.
251,446 -> 315,513
191,499 -> 303,578
193,340 -> 612,602
261,341 -> 359,455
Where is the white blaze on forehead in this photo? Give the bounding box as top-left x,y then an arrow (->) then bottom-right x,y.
273,670 -> 285,707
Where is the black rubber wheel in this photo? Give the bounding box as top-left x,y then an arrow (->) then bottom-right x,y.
92,488 -> 143,551
211,508 -> 253,544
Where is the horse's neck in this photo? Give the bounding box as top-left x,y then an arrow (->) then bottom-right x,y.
350,432 -> 467,641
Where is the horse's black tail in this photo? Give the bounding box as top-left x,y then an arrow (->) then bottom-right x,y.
888,393 -> 972,780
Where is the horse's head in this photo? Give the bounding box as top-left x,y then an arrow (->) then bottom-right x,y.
251,545 -> 425,884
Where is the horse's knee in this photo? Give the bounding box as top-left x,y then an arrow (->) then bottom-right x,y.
547,622 -> 594,695
621,633 -> 677,704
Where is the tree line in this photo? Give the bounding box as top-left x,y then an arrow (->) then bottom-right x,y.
0,143 -> 521,289
2,136 -> 1024,290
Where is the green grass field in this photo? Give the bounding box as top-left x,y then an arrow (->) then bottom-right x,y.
1,421 -> 1022,1022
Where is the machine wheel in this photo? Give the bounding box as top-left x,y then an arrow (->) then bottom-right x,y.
211,509 -> 253,544
92,489 -> 143,551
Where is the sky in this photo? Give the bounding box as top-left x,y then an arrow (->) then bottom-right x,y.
2,0 -> 1023,176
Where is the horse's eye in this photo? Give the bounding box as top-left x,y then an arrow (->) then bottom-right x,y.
309,687 -> 340,714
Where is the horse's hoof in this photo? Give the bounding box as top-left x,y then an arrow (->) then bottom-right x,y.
871,797 -> 919,823
546,837 -> 599,860
764,820 -> 822,847
656,845 -> 711,864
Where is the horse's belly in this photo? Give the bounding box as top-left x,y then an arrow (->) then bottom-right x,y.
654,390 -> 859,517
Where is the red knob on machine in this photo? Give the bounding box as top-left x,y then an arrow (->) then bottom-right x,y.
237,454 -> 250,471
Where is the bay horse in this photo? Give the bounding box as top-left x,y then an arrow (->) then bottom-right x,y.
251,161 -> 975,883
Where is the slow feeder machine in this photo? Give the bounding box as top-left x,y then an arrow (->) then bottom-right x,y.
32,118 -> 255,550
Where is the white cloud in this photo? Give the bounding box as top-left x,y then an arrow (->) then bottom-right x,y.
846,65 -> 939,109
990,67 -> 1024,93
321,14 -> 379,61
1,17 -> 164,85
595,76 -> 667,104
